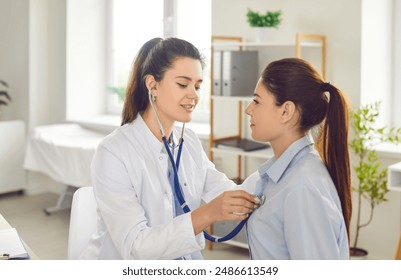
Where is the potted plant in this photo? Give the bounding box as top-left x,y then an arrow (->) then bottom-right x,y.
246,8 -> 283,42
0,80 -> 11,114
349,101 -> 401,258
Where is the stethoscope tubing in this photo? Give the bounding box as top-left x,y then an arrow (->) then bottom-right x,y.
149,90 -> 249,242
162,136 -> 250,242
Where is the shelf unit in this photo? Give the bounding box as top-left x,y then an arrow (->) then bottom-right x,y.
209,33 -> 326,180
207,33 -> 326,250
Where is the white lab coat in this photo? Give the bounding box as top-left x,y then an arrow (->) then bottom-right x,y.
80,115 -> 236,259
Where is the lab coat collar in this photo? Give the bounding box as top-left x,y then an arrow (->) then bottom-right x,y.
134,114 -> 180,155
258,134 -> 314,184
134,114 -> 165,154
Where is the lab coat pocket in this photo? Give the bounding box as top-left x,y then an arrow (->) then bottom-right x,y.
179,163 -> 205,209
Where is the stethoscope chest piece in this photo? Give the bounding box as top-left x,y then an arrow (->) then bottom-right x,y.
254,194 -> 266,209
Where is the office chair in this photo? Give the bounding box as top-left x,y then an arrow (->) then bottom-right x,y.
68,186 -> 98,259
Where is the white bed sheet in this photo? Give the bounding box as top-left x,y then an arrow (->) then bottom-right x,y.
24,123 -> 107,187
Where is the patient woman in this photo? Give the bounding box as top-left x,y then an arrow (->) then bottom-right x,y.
80,37 -> 256,260
242,58 -> 352,259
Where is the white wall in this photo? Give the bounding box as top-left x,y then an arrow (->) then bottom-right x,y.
0,0 -> 29,123
0,0 -> 29,195
29,0 -> 50,129
1,0 -> 80,195
0,0 -> 66,128
48,0 -> 67,125
212,0 -> 361,108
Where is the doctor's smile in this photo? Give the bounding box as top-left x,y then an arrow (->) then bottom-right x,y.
180,103 -> 196,112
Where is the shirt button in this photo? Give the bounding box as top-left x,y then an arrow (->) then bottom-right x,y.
184,183 -> 187,187
159,156 -> 163,160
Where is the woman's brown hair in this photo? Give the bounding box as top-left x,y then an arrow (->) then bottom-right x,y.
260,57 -> 352,240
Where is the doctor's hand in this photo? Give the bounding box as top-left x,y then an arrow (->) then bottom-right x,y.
191,190 -> 258,235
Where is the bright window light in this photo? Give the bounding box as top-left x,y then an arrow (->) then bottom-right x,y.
107,0 -> 211,122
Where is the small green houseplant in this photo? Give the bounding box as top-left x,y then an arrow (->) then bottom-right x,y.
246,8 -> 282,28
349,101 -> 401,257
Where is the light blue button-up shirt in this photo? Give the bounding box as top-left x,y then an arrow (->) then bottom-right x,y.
244,134 -> 349,259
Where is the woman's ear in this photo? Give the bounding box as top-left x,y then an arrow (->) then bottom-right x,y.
280,101 -> 297,124
145,75 -> 158,95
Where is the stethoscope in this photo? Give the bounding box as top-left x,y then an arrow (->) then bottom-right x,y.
148,91 -> 265,242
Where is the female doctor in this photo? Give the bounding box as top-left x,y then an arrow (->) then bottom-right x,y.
242,58 -> 352,259
80,37 -> 257,260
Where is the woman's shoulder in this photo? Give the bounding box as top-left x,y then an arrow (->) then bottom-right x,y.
285,151 -> 339,202
97,123 -> 135,150
294,150 -> 327,174
287,151 -> 332,187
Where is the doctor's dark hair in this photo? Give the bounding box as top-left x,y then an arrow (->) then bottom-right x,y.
121,37 -> 205,125
260,57 -> 352,241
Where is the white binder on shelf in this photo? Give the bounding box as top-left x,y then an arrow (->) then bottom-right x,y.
213,51 -> 223,96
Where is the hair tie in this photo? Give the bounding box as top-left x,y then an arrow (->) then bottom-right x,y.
321,82 -> 331,92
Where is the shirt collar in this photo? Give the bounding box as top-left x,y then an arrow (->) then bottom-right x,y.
258,134 -> 314,183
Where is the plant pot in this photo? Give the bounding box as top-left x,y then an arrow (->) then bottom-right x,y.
253,27 -> 280,43
350,247 -> 368,260
253,27 -> 270,42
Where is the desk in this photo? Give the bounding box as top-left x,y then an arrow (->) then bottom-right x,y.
0,213 -> 38,260
23,123 -> 107,214
388,162 -> 401,259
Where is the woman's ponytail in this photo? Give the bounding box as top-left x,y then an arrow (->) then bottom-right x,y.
317,83 -> 352,240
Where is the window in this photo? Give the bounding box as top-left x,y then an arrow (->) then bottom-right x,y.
107,0 -> 211,122
361,0 -> 400,127
360,0 -> 401,155
106,0 -> 164,114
